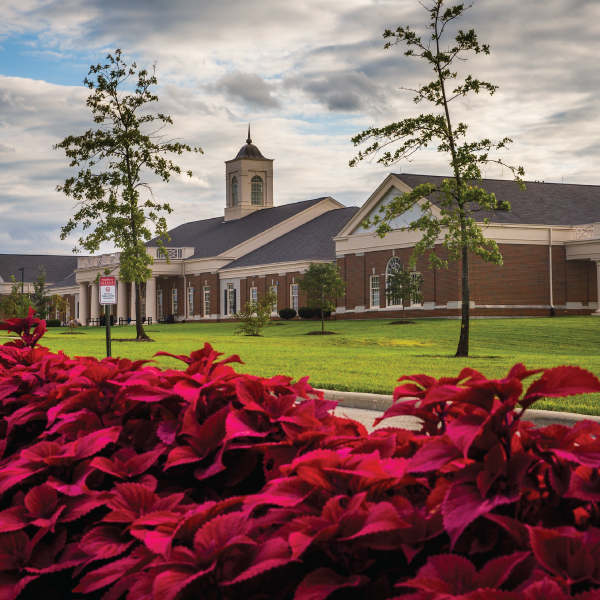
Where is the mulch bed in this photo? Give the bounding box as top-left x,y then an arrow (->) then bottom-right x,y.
306,331 -> 337,335
112,339 -> 155,342
60,332 -> 86,335
389,321 -> 417,325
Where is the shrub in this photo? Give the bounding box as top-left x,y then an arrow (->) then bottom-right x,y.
1,314 -> 600,599
278,307 -> 297,320
313,307 -> 331,319
298,306 -> 315,319
233,290 -> 277,336
46,318 -> 62,327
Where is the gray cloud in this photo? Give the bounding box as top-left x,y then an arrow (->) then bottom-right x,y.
206,71 -> 281,110
285,70 -> 389,113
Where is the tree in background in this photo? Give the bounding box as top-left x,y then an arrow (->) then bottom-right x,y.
350,0 -> 524,357
234,290 -> 278,336
31,267 -> 51,320
51,295 -> 70,323
55,50 -> 201,341
1,276 -> 32,319
299,262 -> 346,333
386,268 -> 423,322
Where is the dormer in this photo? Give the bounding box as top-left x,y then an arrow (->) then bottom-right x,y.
224,125 -> 274,221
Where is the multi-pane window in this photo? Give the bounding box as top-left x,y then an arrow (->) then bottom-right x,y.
232,176 -> 238,206
188,287 -> 194,317
370,276 -> 380,308
269,286 -> 277,312
411,272 -> 422,304
251,175 -> 263,205
157,290 -> 163,319
290,284 -> 299,312
250,287 -> 258,304
66,303 -> 70,320
203,286 -> 210,317
228,283 -> 236,314
386,256 -> 403,307
172,288 -> 178,317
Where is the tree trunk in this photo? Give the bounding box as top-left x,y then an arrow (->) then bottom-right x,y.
455,245 -> 470,357
135,281 -> 150,341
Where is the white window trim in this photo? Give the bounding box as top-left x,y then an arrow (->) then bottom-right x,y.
370,275 -> 380,309
250,286 -> 258,304
203,286 -> 210,318
269,285 -> 278,314
157,290 -> 163,319
172,287 -> 178,317
290,283 -> 299,312
187,287 -> 194,317
410,271 -> 422,306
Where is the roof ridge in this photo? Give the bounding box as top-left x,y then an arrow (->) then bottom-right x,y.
396,173 -> 599,188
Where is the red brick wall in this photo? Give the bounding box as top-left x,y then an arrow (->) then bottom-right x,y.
336,243 -> 597,317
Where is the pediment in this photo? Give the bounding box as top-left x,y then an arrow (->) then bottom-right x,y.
337,174 -> 440,238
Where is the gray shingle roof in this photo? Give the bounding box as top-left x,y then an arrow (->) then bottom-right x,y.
147,198 -> 329,259
224,207 -> 360,270
396,174 -> 600,226
0,254 -> 78,284
48,271 -> 77,290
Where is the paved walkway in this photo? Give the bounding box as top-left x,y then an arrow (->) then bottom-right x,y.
322,389 -> 600,433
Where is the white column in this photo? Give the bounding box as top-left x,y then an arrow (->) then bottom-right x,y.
90,283 -> 100,320
130,282 -> 137,324
146,277 -> 157,324
594,261 -> 600,316
117,279 -> 127,323
79,282 -> 88,325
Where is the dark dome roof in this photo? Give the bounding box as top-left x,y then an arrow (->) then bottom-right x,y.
235,141 -> 266,160
234,124 -> 270,160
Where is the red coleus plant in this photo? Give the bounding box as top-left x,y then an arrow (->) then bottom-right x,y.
0,316 -> 599,599
0,307 -> 46,349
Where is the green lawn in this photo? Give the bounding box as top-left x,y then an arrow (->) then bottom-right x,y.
4,316 -> 600,415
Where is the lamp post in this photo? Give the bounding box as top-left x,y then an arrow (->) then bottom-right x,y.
18,267 -> 24,294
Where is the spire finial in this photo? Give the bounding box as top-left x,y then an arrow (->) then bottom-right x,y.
246,123 -> 252,144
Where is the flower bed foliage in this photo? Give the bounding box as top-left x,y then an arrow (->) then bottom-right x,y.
1,310 -> 600,599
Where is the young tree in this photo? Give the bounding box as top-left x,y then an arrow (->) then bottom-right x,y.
55,50 -> 202,341
31,267 -> 51,320
299,262 -> 346,333
350,0 -> 524,357
1,276 -> 32,319
386,268 -> 423,322
233,290 -> 277,336
51,294 -> 70,323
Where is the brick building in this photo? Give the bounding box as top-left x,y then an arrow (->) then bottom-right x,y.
3,133 -> 600,322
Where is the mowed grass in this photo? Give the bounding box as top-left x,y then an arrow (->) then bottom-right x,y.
3,316 -> 600,415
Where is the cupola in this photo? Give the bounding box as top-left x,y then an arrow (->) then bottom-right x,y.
224,124 -> 274,221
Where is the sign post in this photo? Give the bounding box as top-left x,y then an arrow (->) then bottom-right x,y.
99,276 -> 117,358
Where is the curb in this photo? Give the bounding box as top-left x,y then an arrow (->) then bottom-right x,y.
318,389 -> 600,429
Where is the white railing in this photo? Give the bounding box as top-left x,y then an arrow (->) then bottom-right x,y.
154,248 -> 189,260
575,226 -> 594,240
77,253 -> 121,269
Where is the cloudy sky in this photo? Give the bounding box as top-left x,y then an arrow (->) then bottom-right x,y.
1,0 -> 599,255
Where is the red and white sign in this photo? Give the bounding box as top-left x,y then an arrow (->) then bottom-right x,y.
99,276 -> 117,305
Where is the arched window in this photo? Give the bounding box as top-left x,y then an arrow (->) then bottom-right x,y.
232,176 -> 238,206
386,256 -> 403,307
386,256 -> 402,276
251,175 -> 263,205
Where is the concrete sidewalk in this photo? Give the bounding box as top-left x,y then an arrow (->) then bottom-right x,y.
320,389 -> 600,433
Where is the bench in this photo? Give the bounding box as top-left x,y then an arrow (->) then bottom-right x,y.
158,315 -> 175,324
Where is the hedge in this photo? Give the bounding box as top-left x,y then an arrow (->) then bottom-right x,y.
0,309 -> 599,599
